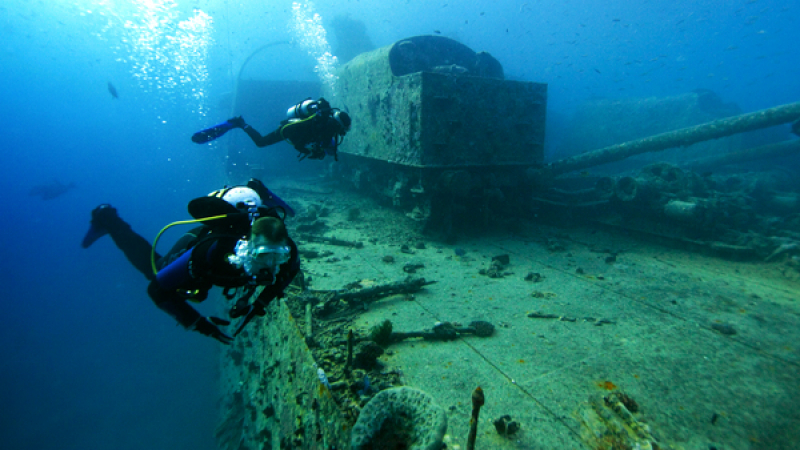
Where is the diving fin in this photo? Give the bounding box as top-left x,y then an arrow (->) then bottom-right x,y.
261,186 -> 296,217
246,179 -> 296,217
82,223 -> 108,248
191,120 -> 236,144
82,204 -> 118,248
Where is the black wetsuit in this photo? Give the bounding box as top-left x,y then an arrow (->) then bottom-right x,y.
242,113 -> 343,157
101,212 -> 300,330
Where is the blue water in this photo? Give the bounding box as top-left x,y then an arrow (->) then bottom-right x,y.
1,1 -> 797,449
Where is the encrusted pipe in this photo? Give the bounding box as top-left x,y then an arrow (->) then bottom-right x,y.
544,101 -> 800,177
467,386 -> 484,450
350,387 -> 447,450
687,138 -> 800,171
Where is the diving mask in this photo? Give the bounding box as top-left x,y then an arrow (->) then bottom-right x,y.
251,244 -> 291,268
229,240 -> 291,283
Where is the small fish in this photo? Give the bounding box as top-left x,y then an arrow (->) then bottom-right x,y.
594,68 -> 601,74
434,29 -> 441,34
107,82 -> 119,99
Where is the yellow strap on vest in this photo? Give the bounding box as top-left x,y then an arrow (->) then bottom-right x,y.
207,188 -> 227,199
150,214 -> 232,277
280,113 -> 318,143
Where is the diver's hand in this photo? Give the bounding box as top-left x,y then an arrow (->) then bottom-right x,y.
231,300 -> 269,337
227,116 -> 246,129
194,316 -> 233,344
296,146 -> 311,160
308,148 -> 326,160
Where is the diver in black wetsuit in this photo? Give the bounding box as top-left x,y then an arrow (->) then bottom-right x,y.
192,98 -> 351,161
81,179 -> 300,344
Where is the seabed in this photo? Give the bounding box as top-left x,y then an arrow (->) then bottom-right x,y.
218,176 -> 800,450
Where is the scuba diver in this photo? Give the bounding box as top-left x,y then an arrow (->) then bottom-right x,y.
81,179 -> 300,344
192,97 -> 351,161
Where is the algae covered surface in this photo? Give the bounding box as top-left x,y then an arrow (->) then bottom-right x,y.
220,177 -> 800,450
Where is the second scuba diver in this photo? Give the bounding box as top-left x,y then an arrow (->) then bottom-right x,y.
81,179 -> 300,344
192,97 -> 351,161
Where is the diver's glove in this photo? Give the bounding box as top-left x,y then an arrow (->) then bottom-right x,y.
227,116 -> 246,129
194,316 -> 233,344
